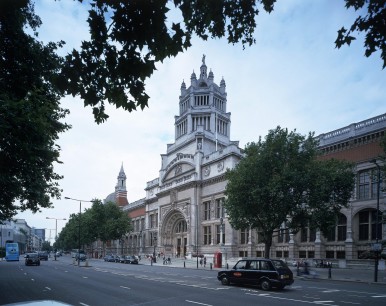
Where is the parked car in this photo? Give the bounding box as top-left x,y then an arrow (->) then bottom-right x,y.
104,255 -> 115,262
217,258 -> 294,291
75,253 -> 87,261
116,255 -> 126,263
25,253 -> 40,266
124,255 -> 138,264
38,251 -> 49,261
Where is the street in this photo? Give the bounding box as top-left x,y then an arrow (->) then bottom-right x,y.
1,255 -> 386,306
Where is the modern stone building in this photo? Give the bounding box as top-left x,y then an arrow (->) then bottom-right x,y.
106,57 -> 385,262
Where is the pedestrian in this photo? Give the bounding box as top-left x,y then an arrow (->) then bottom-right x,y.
204,256 -> 206,267
200,258 -> 203,267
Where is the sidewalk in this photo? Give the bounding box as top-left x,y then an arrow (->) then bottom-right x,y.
141,257 -> 386,285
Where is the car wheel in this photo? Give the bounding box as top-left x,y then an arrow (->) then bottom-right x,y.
221,276 -> 230,286
260,279 -> 271,291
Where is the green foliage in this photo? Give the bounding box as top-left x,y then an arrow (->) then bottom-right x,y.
55,199 -> 132,250
336,0 -> 386,68
0,1 -> 70,221
225,127 -> 355,258
41,241 -> 51,252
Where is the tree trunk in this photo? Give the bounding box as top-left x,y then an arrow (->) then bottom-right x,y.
264,237 -> 272,259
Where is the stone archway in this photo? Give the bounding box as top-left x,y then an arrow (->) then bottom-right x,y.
160,210 -> 188,257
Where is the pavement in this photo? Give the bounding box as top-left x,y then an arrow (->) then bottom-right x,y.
135,257 -> 386,285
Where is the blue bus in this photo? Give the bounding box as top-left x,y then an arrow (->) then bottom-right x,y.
5,242 -> 20,261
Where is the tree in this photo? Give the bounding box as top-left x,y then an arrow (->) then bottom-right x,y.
335,0 -> 386,69
2,0 -> 384,220
224,127 -> 355,258
55,199 -> 132,252
0,0 -> 70,221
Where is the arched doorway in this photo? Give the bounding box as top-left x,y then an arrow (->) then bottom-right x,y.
161,211 -> 188,257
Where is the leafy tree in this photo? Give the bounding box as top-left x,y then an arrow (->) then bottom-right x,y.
56,199 -> 132,252
41,241 -> 51,252
335,0 -> 386,68
0,0 -> 69,221
224,127 -> 355,258
2,0 -> 384,220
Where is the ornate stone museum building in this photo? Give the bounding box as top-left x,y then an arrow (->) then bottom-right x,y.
105,57 -> 385,262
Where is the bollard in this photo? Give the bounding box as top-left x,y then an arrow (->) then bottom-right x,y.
184,261 -> 186,268
297,266 -> 300,276
210,263 -> 212,270
226,263 -> 229,269
328,265 -> 332,279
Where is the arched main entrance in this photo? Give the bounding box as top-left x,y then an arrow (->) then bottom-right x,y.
161,210 -> 188,257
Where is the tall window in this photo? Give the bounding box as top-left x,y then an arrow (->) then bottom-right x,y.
216,224 -> 225,244
175,220 -> 187,233
240,229 -> 249,244
203,201 -> 211,220
203,226 -> 211,245
358,169 -> 379,199
358,209 -> 382,241
337,214 -> 347,241
215,198 -> 225,218
326,214 -> 347,241
277,227 -> 290,243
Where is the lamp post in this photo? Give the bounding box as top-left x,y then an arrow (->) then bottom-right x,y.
139,230 -> 143,255
46,217 -> 66,260
370,159 -> 381,283
64,197 -> 93,266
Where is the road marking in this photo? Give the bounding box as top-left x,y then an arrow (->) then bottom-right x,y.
120,286 -> 131,290
31,279 -> 35,282
372,295 -> 386,298
185,300 -> 212,306
82,276 -> 88,279
322,290 -> 340,293
339,301 -> 360,305
79,302 -> 89,306
245,293 -> 338,305
45,287 -> 51,291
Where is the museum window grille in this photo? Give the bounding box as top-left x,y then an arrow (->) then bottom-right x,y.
301,227 -> 316,242
215,198 -> 225,218
358,209 -> 382,241
326,213 -> 347,242
277,227 -> 290,243
203,226 -> 211,245
240,229 -> 249,244
357,169 -> 379,200
203,201 -> 211,220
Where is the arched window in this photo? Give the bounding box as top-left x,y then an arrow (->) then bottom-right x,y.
175,220 -> 187,233
358,209 -> 382,241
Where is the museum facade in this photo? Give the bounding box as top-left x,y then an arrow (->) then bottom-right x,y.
104,57 -> 385,262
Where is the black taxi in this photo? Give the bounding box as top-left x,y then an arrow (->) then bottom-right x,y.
217,258 -> 294,290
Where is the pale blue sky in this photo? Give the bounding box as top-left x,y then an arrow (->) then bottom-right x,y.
17,0 -> 386,242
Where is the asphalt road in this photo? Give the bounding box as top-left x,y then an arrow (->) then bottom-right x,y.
1,256 -> 386,306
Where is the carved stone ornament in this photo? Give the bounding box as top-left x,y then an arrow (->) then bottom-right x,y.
170,190 -> 177,203
204,166 -> 210,176
217,161 -> 224,172
175,164 -> 182,175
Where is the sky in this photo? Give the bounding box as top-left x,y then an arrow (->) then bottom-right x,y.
16,0 -> 386,243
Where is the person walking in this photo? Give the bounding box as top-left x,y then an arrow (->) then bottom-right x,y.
204,256 -> 207,268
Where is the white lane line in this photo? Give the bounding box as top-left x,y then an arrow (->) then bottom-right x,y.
79,302 -> 90,306
31,279 -> 35,282
120,286 -> 131,290
45,287 -> 51,291
185,300 -> 212,306
372,295 -> 386,298
82,276 -> 88,279
245,293 -> 338,305
339,301 -> 360,305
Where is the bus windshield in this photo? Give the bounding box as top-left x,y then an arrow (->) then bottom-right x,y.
5,243 -> 20,261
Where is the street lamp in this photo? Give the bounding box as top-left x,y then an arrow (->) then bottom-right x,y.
370,159 -> 381,283
46,217 -> 66,242
64,196 -> 93,266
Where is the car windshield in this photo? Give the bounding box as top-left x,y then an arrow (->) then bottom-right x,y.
271,260 -> 287,269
